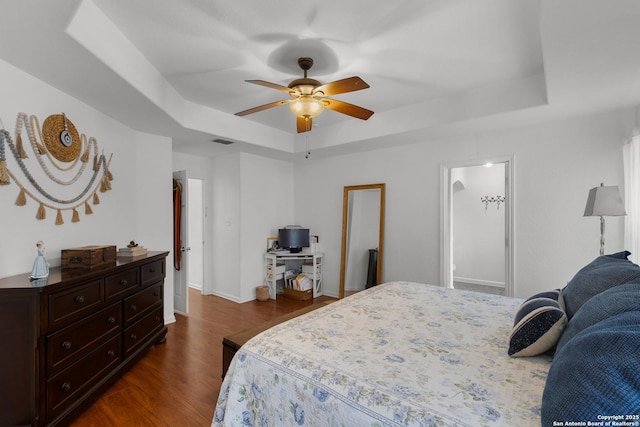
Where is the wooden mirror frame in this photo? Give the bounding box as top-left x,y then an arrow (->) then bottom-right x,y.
339,183 -> 386,299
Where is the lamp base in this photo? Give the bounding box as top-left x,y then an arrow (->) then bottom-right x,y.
599,215 -> 605,256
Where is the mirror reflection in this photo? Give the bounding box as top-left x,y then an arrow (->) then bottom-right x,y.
339,183 -> 385,298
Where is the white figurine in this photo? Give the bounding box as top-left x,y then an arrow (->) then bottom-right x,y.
30,240 -> 49,279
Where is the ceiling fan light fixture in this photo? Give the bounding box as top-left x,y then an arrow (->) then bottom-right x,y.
289,95 -> 324,118
236,57 -> 372,133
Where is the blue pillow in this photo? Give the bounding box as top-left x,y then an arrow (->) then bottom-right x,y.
541,311 -> 640,424
556,281 -> 640,354
508,289 -> 567,357
562,251 -> 640,319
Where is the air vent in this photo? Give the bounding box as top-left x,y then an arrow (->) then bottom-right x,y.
212,138 -> 235,145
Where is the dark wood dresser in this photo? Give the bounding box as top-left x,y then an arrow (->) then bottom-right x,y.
0,251 -> 169,427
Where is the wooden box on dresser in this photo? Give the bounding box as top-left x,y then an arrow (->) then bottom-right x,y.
0,251 -> 169,427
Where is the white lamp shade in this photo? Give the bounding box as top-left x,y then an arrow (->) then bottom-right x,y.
583,184 -> 626,217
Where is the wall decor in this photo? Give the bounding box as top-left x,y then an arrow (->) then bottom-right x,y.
0,112 -> 113,224
481,195 -> 506,210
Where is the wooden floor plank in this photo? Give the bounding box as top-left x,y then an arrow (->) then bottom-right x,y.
70,288 -> 336,426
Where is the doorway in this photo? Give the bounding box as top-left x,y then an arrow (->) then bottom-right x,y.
440,157 -> 514,296
172,171 -> 205,315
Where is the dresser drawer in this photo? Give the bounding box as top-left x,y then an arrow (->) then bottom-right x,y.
141,259 -> 165,287
47,303 -> 121,375
124,306 -> 164,355
49,280 -> 104,330
105,267 -> 140,302
47,335 -> 121,420
124,282 -> 163,326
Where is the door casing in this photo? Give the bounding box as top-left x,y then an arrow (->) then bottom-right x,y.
440,156 -> 515,296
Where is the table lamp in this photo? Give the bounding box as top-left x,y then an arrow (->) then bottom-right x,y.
583,183 -> 626,255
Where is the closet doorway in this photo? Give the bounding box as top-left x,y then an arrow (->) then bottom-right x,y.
172,171 -> 205,315
440,157 -> 514,296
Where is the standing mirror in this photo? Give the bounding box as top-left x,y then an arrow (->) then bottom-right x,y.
339,183 -> 386,298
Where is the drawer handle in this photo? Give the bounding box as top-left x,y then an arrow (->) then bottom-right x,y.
155,316 -> 161,322
61,382 -> 71,392
153,292 -> 159,297
107,316 -> 116,324
61,341 -> 72,350
120,279 -> 128,286
74,295 -> 85,303
149,268 -> 156,273
107,350 -> 115,357
130,334 -> 137,341
130,304 -> 137,312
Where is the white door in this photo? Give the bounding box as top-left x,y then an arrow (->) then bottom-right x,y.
173,170 -> 189,314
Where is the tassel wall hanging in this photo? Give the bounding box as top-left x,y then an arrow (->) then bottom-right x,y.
0,112 -> 114,225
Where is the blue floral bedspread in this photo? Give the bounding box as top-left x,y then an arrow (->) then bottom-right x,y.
213,282 -> 551,426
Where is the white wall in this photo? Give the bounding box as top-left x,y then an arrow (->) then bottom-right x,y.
204,152 -> 293,302
135,132 -> 174,323
0,59 -> 175,321
210,153 -> 241,300
295,109 -> 630,298
239,153 -> 293,301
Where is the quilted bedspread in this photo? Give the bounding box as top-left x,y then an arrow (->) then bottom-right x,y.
213,282 -> 552,426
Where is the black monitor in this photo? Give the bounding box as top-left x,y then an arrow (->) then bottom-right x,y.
278,228 -> 310,253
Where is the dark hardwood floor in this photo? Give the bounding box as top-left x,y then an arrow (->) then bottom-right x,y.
70,288 -> 336,427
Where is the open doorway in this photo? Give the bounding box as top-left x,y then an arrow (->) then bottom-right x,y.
172,171 -> 205,315
441,157 -> 514,296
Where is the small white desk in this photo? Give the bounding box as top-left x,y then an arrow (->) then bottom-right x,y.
264,251 -> 323,299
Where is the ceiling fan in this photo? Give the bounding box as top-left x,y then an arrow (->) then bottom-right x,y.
235,57 -> 374,133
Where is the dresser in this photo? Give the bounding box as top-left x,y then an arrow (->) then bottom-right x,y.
0,251 -> 169,427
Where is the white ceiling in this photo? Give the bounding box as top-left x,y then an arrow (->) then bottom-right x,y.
1,0 -> 640,159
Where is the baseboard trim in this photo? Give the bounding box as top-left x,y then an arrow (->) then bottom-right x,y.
453,276 -> 505,288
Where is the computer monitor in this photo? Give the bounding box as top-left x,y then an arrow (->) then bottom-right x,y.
278,227 -> 310,253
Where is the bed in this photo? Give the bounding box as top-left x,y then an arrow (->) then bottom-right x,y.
213,282 -> 552,426
213,252 -> 640,426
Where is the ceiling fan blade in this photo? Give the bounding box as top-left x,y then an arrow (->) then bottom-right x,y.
322,98 -> 374,120
235,100 -> 289,116
246,80 -> 292,93
314,76 -> 369,97
297,116 -> 313,133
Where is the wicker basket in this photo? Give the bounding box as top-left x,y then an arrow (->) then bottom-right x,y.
256,285 -> 270,301
283,288 -> 313,300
